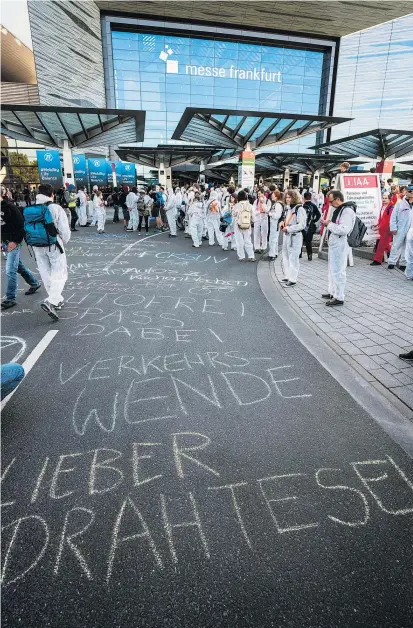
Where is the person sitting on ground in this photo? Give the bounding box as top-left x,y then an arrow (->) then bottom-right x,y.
1,184 -> 41,310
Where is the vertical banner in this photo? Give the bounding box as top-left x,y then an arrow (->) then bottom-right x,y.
238,150 -> 255,189
342,174 -> 382,240
121,162 -> 136,186
88,158 -> 108,187
376,160 -> 393,180
107,161 -> 123,186
36,149 -> 63,189
73,154 -> 88,187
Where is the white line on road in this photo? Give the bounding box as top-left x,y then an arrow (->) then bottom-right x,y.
1,330 -> 59,410
103,231 -> 165,272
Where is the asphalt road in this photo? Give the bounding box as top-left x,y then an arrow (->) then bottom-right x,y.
2,223 -> 413,628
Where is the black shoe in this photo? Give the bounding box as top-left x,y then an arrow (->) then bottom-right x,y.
281,278 -> 288,283
284,281 -> 296,286
1,299 -> 16,310
299,253 -> 303,259
370,261 -> 381,266
40,301 -> 59,321
55,301 -> 64,310
268,257 -> 275,261
399,350 -> 413,362
25,283 -> 41,295
308,254 -> 312,261
71,228 -> 79,232
388,264 -> 395,269
326,298 -> 344,307
322,293 -> 332,299
399,265 -> 406,272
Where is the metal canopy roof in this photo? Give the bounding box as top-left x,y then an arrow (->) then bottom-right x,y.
255,152 -> 357,174
115,145 -> 237,168
0,105 -> 146,149
310,129 -> 413,160
172,108 -> 351,151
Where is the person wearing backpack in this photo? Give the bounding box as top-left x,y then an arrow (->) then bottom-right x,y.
24,183 -> 71,321
268,189 -> 284,261
321,190 -> 356,306
232,190 -> 255,262
1,185 -> 41,310
280,189 -> 306,286
252,189 -> 271,253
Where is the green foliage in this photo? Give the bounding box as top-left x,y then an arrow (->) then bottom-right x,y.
8,152 -> 40,186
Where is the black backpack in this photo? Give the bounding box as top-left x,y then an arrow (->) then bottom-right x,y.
338,205 -> 367,248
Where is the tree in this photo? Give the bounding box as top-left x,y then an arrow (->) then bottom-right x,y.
8,152 -> 40,186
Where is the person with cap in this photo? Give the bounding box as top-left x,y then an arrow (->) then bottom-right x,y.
1,184 -> 41,310
387,185 -> 413,271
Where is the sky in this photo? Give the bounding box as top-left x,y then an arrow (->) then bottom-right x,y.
1,0 -> 32,49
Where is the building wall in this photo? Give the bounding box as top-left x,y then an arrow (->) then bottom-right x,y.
332,13 -> 413,139
27,0 -> 105,108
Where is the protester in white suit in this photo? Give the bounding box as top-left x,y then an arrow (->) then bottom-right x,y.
280,189 -> 306,286
252,190 -> 271,252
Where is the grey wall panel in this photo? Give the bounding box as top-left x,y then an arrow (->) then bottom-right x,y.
27,0 -> 106,108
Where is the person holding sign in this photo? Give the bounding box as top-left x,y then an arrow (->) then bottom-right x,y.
280,189 -> 306,286
387,185 -> 413,271
321,190 -> 356,306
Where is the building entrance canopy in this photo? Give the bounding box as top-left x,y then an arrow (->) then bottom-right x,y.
310,129 -> 413,160
255,152 -> 357,174
0,105 -> 146,149
172,108 -> 351,151
115,145 -> 237,169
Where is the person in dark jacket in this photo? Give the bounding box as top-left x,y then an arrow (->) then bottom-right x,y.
1,185 -> 41,309
301,191 -> 321,260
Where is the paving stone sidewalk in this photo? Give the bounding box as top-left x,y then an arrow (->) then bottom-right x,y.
270,254 -> 413,416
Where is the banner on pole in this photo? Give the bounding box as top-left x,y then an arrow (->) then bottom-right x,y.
238,150 -> 255,189
73,154 -> 88,187
88,158 -> 108,186
36,150 -> 63,189
121,162 -> 136,186
342,174 -> 381,241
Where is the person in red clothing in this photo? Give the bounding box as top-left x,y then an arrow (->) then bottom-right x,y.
370,192 -> 394,265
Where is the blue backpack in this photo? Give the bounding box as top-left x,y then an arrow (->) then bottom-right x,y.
23,203 -> 60,249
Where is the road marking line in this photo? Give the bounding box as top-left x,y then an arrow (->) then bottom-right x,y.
1,330 -> 59,410
103,231 -> 165,272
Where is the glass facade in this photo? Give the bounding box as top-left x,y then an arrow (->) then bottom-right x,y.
332,13 -> 413,140
111,30 -> 326,153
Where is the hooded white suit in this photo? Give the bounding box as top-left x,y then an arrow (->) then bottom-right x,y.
165,188 -> 177,235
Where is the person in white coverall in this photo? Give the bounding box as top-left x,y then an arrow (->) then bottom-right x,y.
206,190 -> 224,246
75,186 -> 88,226
188,192 -> 205,247
268,189 -> 284,260
405,199 -> 413,279
221,187 -> 237,252
95,191 -> 106,233
388,187 -> 413,269
322,190 -> 357,306
126,186 -> 138,231
90,185 -> 99,226
253,190 -> 271,252
232,190 -> 255,261
281,190 -> 306,286
33,184 -> 71,321
165,188 -> 177,236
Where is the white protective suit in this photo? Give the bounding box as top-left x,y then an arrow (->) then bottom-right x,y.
206,191 -> 224,246
268,200 -> 283,258
188,199 -> 205,247
95,197 -> 106,232
404,204 -> 413,279
282,204 -> 306,283
90,187 -> 99,226
165,188 -> 177,235
388,197 -> 412,266
33,194 -> 71,306
233,200 -> 254,260
327,202 -> 357,301
253,196 -> 271,250
75,189 -> 87,226
221,195 -> 236,252
126,190 -> 138,231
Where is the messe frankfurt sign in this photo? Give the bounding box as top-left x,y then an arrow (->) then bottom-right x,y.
160,46 -> 282,82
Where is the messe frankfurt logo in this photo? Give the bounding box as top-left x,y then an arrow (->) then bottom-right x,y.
44,153 -> 53,162
159,45 -> 178,73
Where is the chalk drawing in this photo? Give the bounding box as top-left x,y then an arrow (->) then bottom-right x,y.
54,507 -> 95,579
